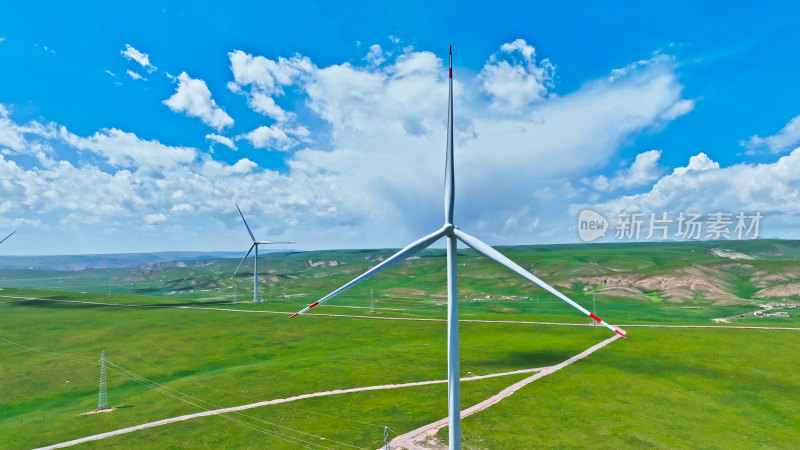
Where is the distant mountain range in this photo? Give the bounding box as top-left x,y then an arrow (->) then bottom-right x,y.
0,250 -> 297,271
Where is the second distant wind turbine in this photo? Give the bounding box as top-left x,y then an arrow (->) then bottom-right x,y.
231,204 -> 293,302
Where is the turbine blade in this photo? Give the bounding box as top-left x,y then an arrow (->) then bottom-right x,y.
454,228 -> 626,337
291,227 -> 447,318
254,241 -> 295,245
235,203 -> 256,242
0,230 -> 15,245
443,45 -> 455,224
231,243 -> 255,278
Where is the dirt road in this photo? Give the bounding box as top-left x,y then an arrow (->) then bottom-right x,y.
389,334 -> 622,449
36,366 -> 551,449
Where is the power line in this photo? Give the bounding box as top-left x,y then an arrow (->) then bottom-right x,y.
0,335 -> 364,448
102,363 -> 325,448
103,360 -> 364,449
0,335 -> 94,364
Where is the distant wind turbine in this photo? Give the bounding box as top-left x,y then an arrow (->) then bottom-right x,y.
0,231 -> 15,246
291,47 -> 626,449
231,204 -> 293,302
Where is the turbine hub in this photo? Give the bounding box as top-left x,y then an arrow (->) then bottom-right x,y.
444,223 -> 455,236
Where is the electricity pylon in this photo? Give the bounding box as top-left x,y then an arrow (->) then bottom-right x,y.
98,349 -> 108,410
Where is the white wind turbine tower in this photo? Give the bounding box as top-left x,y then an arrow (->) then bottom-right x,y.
291,47 -> 626,449
231,204 -> 294,302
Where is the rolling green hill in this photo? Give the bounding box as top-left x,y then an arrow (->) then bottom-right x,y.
2,240 -> 798,326
1,240 -> 799,448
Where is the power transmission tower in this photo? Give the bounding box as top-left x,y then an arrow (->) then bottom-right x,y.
98,350 -> 109,410
383,426 -> 390,450
234,286 -> 238,304
592,293 -> 597,326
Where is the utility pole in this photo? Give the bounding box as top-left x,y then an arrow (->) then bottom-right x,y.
98,350 -> 108,410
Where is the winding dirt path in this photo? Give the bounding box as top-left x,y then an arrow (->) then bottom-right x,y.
389,334 -> 622,449
36,366 -> 549,449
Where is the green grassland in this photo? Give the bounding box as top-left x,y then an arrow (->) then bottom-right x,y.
0,290 -> 607,448
456,327 -> 800,449
1,240 -> 800,448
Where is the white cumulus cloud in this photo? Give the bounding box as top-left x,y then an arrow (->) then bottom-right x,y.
144,213 -> 167,225
365,44 -> 386,66
227,50 -> 312,127
0,42 -> 708,253
228,50 -> 312,95
238,125 -> 299,151
121,44 -> 157,72
280,45 -> 695,244
479,38 -> 555,113
589,150 -> 800,239
585,150 -> 663,191
60,126 -> 197,171
0,105 -> 57,156
248,92 -> 290,122
126,69 -> 146,81
742,115 -> 800,154
673,152 -> 719,175
206,133 -> 237,150
164,72 -> 234,131
0,105 -> 30,152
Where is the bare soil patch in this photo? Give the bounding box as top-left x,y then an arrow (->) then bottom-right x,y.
755,283 -> 800,298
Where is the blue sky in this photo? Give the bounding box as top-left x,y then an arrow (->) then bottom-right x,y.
1,1 -> 799,255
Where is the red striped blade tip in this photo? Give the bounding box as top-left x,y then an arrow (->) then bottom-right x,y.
290,313 -> 299,318
589,313 -> 602,322
309,301 -> 320,309
615,329 -> 627,338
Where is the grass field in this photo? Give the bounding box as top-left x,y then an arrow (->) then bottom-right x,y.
457,327 -> 800,448
0,290 -> 608,448
1,240 -> 799,448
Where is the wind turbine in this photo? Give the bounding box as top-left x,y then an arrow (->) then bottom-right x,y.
231,204 -> 293,302
291,47 -> 626,449
0,231 -> 14,246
